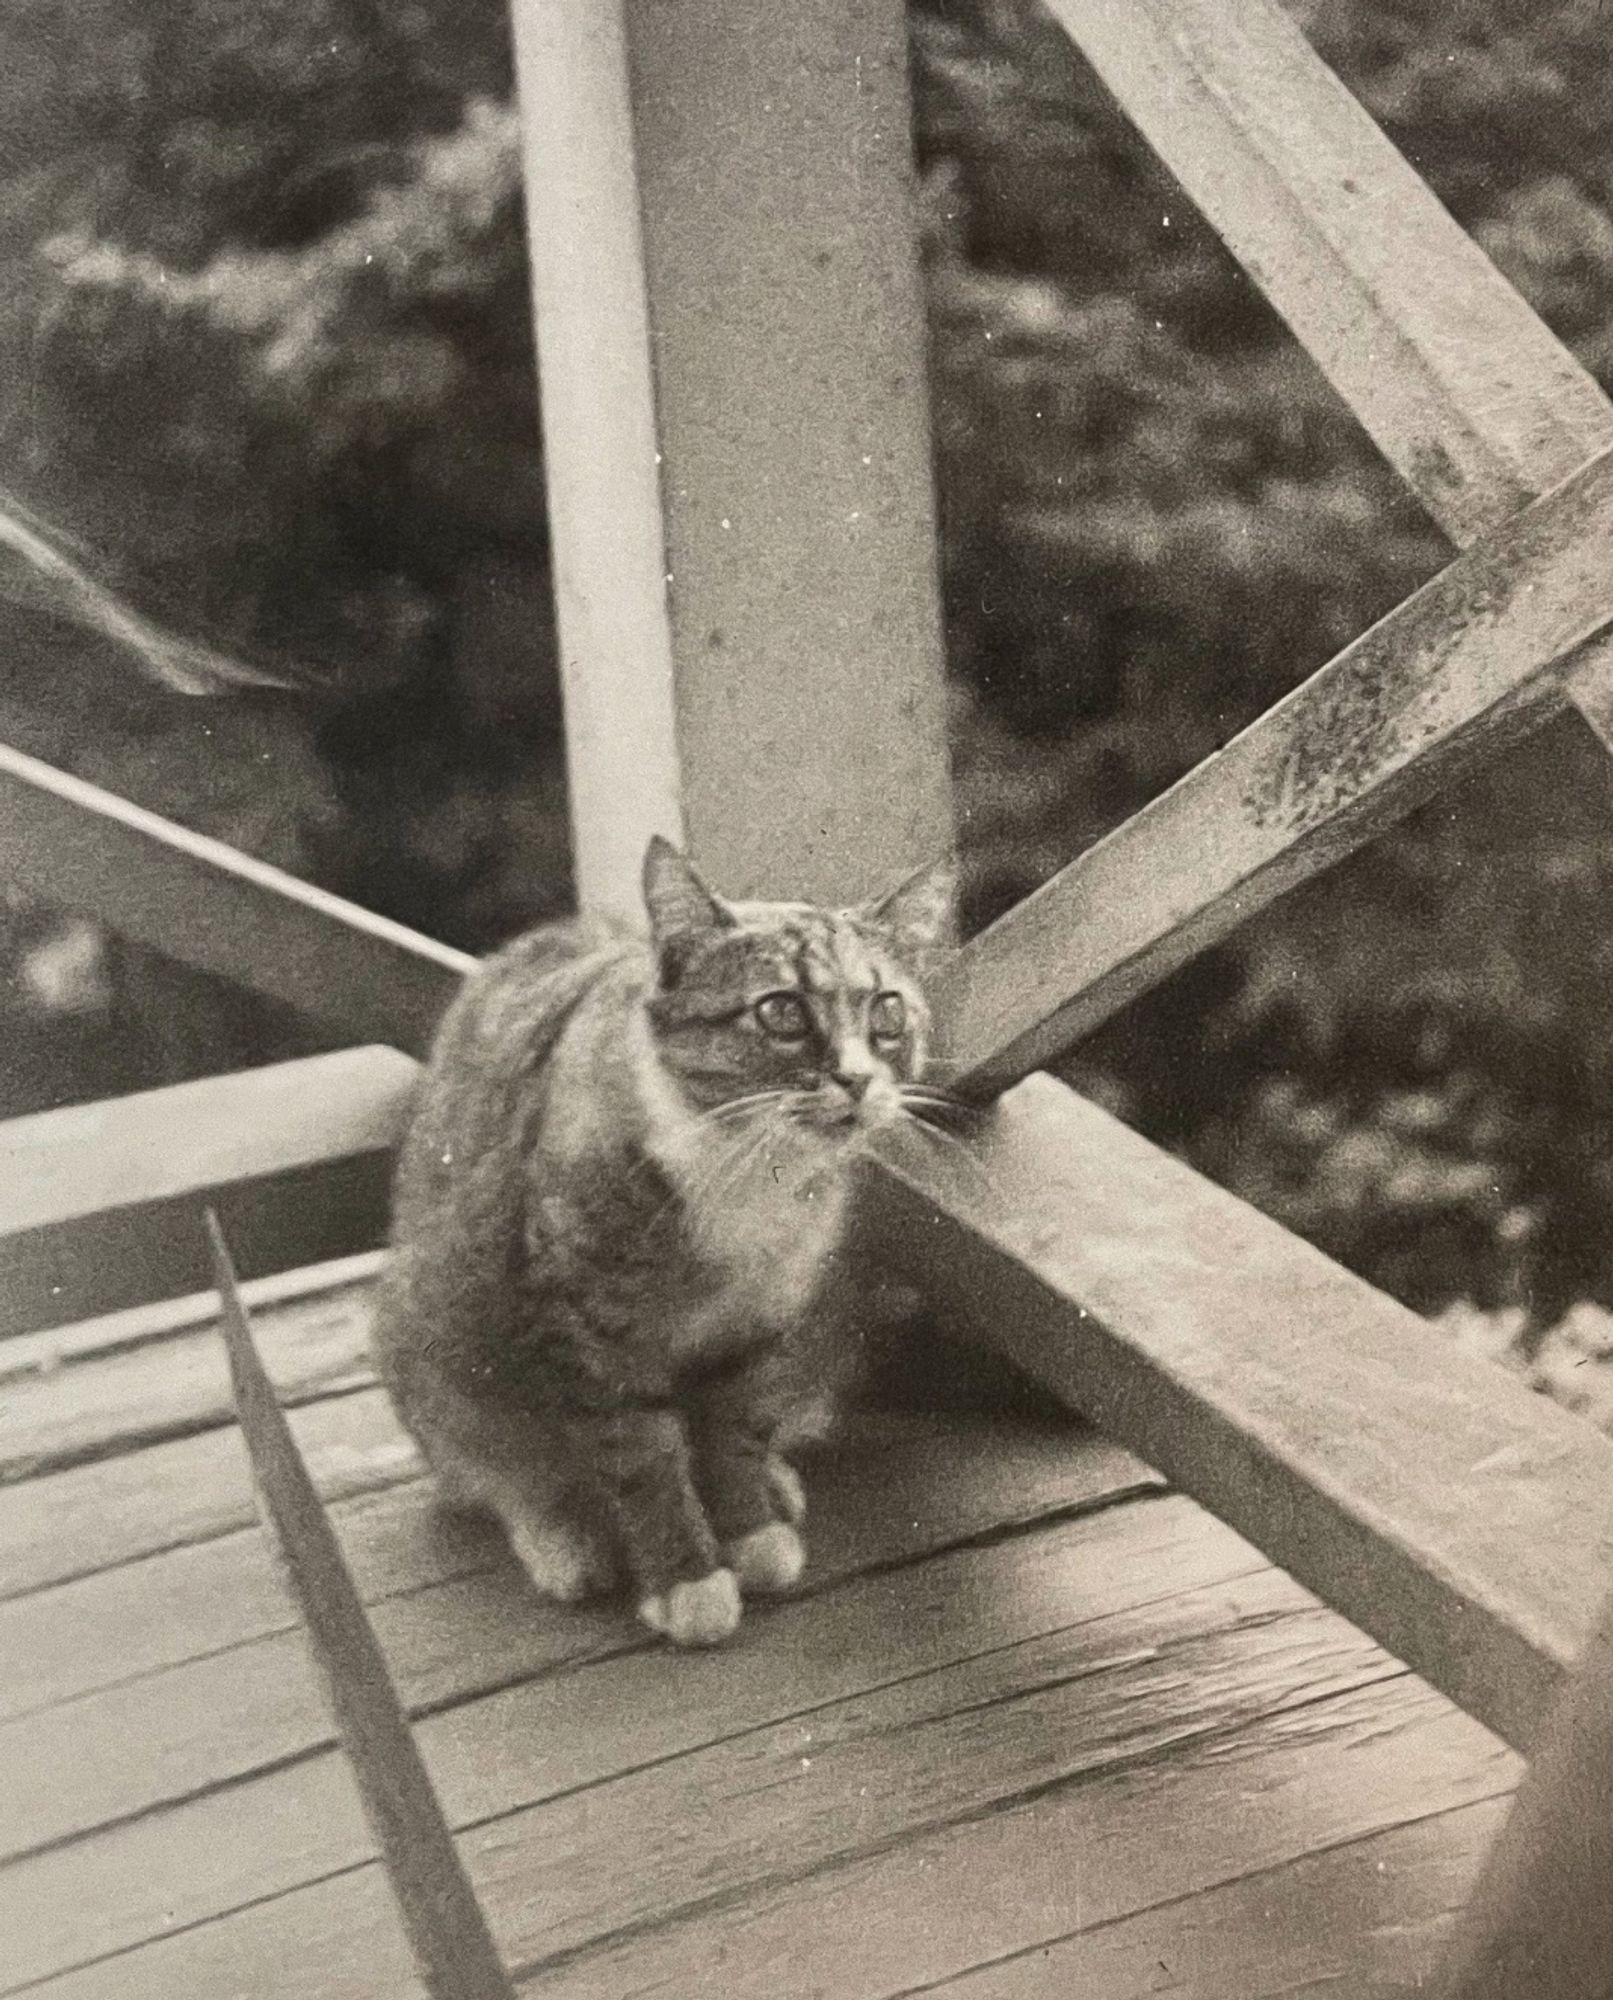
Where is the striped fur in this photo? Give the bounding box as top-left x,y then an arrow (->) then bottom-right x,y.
371,839 -> 954,1647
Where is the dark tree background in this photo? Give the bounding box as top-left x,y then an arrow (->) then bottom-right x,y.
6,0 -> 1613,1412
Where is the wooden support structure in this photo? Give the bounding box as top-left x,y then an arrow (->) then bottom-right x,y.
0,742 -> 471,1056
0,1049 -> 416,1332
9,0 -> 1613,1987
1043,0 -> 1613,741
513,0 -> 954,913
867,1079 -> 1613,1756
1443,1577 -> 1613,1996
934,444 -> 1613,1093
207,1218 -> 515,2000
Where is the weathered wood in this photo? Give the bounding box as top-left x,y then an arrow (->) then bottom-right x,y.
509,0 -> 684,921
0,1256 -> 379,1481
0,742 -> 471,1053
0,1050 -> 415,1336
902,1799 -> 1505,1997
512,0 -> 952,913
1,1426 -> 1159,1870
206,1220 -> 515,2000
933,442 -> 1613,1093
1440,1578 -> 1613,1996
0,1478 -> 487,1725
0,1250 -> 384,1384
865,1077 -> 1613,1754
1,1051 -> 414,1240
529,1683 -> 1508,2000
1047,0 -> 1613,543
1042,0 -> 1613,754
0,1385 -> 420,1601
54,1664 -> 1510,2000
6,1543 -> 1437,1995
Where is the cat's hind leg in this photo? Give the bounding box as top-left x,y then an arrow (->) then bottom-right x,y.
427,1438 -> 617,1604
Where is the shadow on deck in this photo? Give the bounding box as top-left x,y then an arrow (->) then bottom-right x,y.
0,1259 -> 1517,1998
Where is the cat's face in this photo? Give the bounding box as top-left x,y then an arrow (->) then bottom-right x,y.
640,837 -> 953,1143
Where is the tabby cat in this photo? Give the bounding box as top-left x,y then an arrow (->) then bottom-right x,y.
371,836 -> 955,1647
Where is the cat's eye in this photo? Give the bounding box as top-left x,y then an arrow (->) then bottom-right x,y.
870,991 -> 907,1040
754,991 -> 811,1039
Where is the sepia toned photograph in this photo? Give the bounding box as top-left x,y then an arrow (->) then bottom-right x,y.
3,1 -> 1612,1993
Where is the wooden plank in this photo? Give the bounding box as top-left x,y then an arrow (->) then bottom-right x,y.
0,1424 -> 1160,1868
509,0 -> 684,920
1046,0 -> 1613,543
0,1050 -> 415,1335
0,1052 -> 414,1238
0,1478 -> 491,1726
4,1530 -> 1417,1994
0,1251 -> 385,1384
2,1498 -> 1248,1973
206,1219 -> 515,2000
0,1384 -> 420,1601
0,742 -> 472,1054
932,440 -> 1613,1093
0,1413 -> 1141,1721
1043,0 -> 1613,756
865,1077 -> 1613,1753
0,1253 -> 379,1481
862,1798 -> 1505,1998
27,1645 -> 1513,2000
1440,1578 -> 1613,1996
522,1682 -> 1509,2000
512,0 -> 952,913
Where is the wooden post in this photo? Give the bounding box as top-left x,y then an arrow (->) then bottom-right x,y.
1440,1579 -> 1613,1996
511,0 -> 952,915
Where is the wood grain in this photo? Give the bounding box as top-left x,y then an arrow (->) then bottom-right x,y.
866,1079 -> 1613,1753
933,440 -> 1613,1093
0,1385 -> 420,1601
206,1219 -> 514,2000
0,741 -> 471,1054
1046,0 -> 1613,542
28,1646 -> 1512,2000
0,1050 -> 413,1335
513,0 -> 953,914
1045,0 -> 1613,746
525,1681 -> 1510,2000
845,1798 -> 1506,1998
0,1260 -> 379,1481
0,1424 -> 1158,1868
6,1533 -> 1438,1996
0,1251 -> 384,1384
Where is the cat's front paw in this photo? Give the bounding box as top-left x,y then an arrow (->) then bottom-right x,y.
728,1521 -> 805,1595
638,1567 -> 742,1647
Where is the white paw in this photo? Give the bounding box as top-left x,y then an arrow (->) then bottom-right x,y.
729,1521 -> 805,1595
767,1456 -> 807,1525
638,1568 -> 743,1646
508,1517 -> 614,1604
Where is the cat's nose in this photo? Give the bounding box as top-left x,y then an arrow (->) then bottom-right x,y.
830,1069 -> 873,1102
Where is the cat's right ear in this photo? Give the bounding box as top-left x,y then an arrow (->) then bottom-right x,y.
642,835 -> 734,984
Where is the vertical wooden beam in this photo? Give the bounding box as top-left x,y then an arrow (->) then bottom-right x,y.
511,0 -> 684,923
1440,1579 -> 1613,1997
512,0 -> 952,913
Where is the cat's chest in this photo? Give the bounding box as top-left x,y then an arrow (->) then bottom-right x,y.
677,1167 -> 847,1351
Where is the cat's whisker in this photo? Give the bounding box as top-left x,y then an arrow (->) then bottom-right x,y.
891,1105 -> 995,1197
700,1089 -> 793,1127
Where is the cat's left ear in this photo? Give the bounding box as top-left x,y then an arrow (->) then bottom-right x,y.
857,854 -> 957,958
642,835 -> 735,982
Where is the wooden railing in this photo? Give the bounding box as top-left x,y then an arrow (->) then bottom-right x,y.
6,0 -> 1613,1990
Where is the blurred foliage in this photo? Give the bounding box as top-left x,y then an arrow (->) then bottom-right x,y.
6,0 -> 1613,1377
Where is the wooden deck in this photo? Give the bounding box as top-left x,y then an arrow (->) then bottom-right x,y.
0,1260 -> 1520,1998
